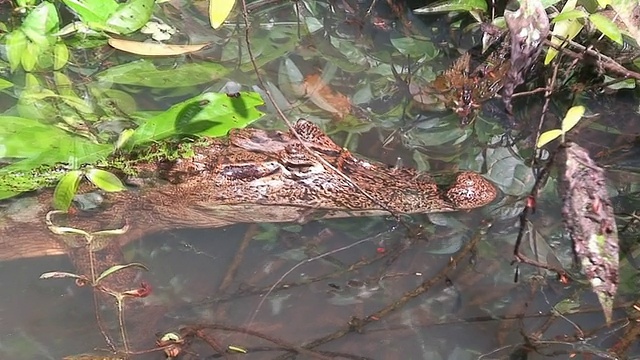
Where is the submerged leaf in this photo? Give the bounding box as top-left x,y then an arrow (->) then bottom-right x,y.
108,38 -> 208,56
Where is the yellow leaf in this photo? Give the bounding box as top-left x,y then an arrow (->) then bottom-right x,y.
537,129 -> 563,148
210,0 -> 236,29
108,38 -> 209,56
545,0 -> 584,65
561,105 -> 585,133
227,345 -> 247,354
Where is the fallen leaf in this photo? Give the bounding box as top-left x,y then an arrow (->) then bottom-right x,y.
108,38 -> 208,56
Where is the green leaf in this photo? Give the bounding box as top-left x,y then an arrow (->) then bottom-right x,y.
85,168 -> 126,192
95,263 -> 148,284
537,129 -> 563,148
413,0 -> 488,14
5,31 -> 28,72
105,0 -> 155,34
53,42 -> 69,70
589,13 -> 623,45
545,0 -> 584,64
62,0 -> 118,25
0,78 -> 14,91
21,41 -> 39,71
21,2 -> 58,46
551,9 -> 587,23
561,105 -> 585,133
129,92 -> 264,146
53,170 -> 83,210
96,60 -> 230,88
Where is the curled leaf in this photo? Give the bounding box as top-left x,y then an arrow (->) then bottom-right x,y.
95,262 -> 149,284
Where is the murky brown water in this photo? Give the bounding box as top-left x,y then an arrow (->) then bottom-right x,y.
1,0 -> 639,359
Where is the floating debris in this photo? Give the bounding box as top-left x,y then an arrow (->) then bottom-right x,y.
557,142 -> 619,323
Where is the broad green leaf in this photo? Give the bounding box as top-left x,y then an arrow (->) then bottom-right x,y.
0,116 -> 112,169
21,41 -> 39,71
210,0 -> 236,29
0,78 -> 13,91
0,116 -> 68,158
85,168 -> 126,192
551,9 -> 587,23
62,0 -> 118,25
53,42 -> 69,70
105,0 -> 155,34
95,263 -> 148,284
561,105 -> 585,133
589,13 -> 623,45
21,2 -> 58,46
537,129 -> 563,148
130,92 -> 264,145
53,170 -> 82,210
413,0 -> 487,14
96,60 -> 230,88
5,31 -> 28,72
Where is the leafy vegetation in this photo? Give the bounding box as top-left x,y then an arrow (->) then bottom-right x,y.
0,0 -> 638,359
0,0 -> 264,208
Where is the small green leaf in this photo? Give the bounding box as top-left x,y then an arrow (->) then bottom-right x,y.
561,105 -> 585,133
545,0 -> 584,64
0,78 -> 14,91
21,2 -> 58,46
21,41 -> 39,71
95,263 -> 148,284
53,170 -> 83,210
5,31 -> 28,72
53,42 -> 69,70
589,13 -> 623,45
115,129 -> 136,150
537,129 -> 563,148
85,168 -> 126,192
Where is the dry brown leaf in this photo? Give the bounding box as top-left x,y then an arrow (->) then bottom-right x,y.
303,73 -> 352,119
108,38 -> 209,56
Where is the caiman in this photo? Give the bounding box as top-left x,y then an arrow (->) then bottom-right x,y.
0,119 -> 496,278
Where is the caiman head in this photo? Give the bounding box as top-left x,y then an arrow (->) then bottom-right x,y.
0,120 -> 497,262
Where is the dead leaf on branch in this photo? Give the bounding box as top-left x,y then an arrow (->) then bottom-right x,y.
503,0 -> 550,115
556,142 -> 619,324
